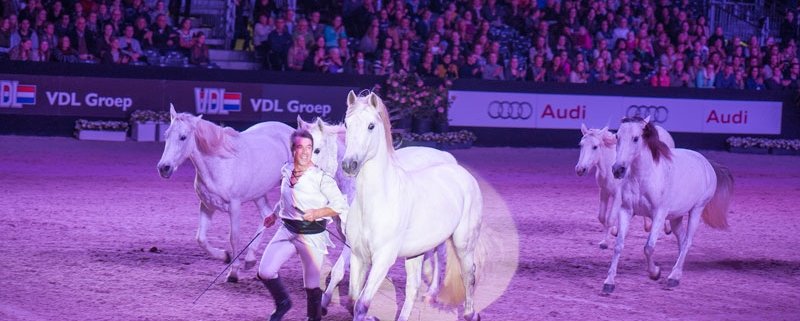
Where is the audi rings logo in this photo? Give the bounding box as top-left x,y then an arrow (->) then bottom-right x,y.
626,105 -> 669,123
488,101 -> 533,120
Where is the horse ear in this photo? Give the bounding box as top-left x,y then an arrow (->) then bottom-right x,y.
296,115 -> 305,129
580,123 -> 589,135
643,115 -> 651,124
169,103 -> 177,120
600,125 -> 608,133
315,117 -> 325,132
368,92 -> 381,109
347,90 -> 357,106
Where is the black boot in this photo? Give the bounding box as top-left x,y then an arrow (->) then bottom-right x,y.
305,287 -> 323,321
261,277 -> 292,321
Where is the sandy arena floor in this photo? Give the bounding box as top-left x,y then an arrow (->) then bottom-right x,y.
0,135 -> 798,321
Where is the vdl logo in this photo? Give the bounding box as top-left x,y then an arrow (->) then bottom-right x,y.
487,101 -> 533,120
0,80 -> 37,108
626,105 -> 669,123
194,88 -> 242,115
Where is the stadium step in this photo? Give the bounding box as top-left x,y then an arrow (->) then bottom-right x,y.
213,60 -> 262,70
209,49 -> 254,61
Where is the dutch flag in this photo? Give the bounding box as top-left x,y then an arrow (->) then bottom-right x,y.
15,85 -> 36,105
223,92 -> 241,111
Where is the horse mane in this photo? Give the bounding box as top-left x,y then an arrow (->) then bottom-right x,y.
621,116 -> 672,163
346,91 -> 395,155
192,116 -> 240,157
583,128 -> 617,148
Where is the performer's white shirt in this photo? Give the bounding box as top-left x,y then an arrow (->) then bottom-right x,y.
274,162 -> 348,222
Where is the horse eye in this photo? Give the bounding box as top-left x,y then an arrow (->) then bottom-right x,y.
179,135 -> 187,141
592,145 -> 598,150
633,136 -> 639,142
368,123 -> 375,130
314,148 -> 320,154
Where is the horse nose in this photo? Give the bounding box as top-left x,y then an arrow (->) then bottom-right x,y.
612,164 -> 626,179
341,159 -> 358,175
158,165 -> 172,178
575,166 -> 587,176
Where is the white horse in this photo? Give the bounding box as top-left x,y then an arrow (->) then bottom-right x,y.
602,116 -> 733,293
575,124 -> 675,249
341,91 -> 485,321
157,104 -> 293,282
296,116 -> 451,316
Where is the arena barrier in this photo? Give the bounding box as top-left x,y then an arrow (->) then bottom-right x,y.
1,62 -> 797,149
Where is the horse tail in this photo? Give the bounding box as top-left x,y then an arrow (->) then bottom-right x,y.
702,161 -> 734,229
438,196 -> 491,306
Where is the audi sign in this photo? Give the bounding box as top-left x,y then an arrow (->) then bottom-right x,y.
488,101 -> 533,120
626,105 -> 669,123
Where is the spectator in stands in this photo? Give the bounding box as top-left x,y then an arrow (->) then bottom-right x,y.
286,34 -> 307,71
151,1 -> 171,26
0,17 -> 12,60
589,57 -> 610,84
53,35 -> 79,63
33,39 -> 51,62
151,14 -> 178,52
135,16 -> 154,48
336,37 -> 351,62
292,18 -> 314,48
190,31 -> 210,66
629,60 -> 648,86
345,51 -> 371,75
324,47 -> 345,73
11,18 -> 39,50
744,66 -> 766,90
779,11 -> 798,46
370,47 -> 392,76
254,0 -> 277,21
358,24 -> 379,60
396,49 -> 413,74
9,37 -> 36,61
786,63 -> 800,90
69,17 -> 97,61
459,53 -> 482,79
715,64 -> 737,89
121,25 -> 145,62
323,15 -> 347,48
696,63 -> 716,88
253,14 -> 273,57
435,53 -> 458,79
610,58 -> 630,85
101,37 -> 130,64
527,54 -> 546,82
266,18 -> 292,70
283,9 -> 297,34
765,66 -> 786,90
86,12 -> 100,35
568,59 -> 589,84
96,23 -> 115,58
33,8 -> 48,34
650,65 -> 670,87
177,18 -> 194,56
482,52 -> 504,80
125,0 -> 150,25
306,45 -> 326,72
505,56 -> 525,81
307,11 -> 325,41
762,54 -> 783,80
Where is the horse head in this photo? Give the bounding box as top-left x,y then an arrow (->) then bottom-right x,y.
157,104 -> 201,178
297,115 -> 345,176
612,115 -> 671,179
341,90 -> 394,176
576,123 -> 614,176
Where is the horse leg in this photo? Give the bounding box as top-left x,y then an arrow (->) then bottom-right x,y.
644,216 -> 653,232
398,255 -> 424,321
598,190 -> 611,249
663,219 -> 673,235
322,246 -> 349,314
353,250 -> 396,321
451,237 -> 480,321
196,204 -> 228,261
226,200 -> 242,283
247,197 -> 272,270
423,243 -> 445,303
602,207 -> 632,294
667,208 -> 702,287
643,209 -> 668,281
347,252 -> 367,316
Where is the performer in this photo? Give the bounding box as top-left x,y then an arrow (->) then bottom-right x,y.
257,129 -> 348,321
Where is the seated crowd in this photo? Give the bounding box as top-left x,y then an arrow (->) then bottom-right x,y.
0,0 -> 211,66
1,0 -> 799,90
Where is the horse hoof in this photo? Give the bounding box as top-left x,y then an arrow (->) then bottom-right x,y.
223,251 -> 232,264
321,306 -> 328,316
667,278 -> 680,287
610,227 -> 618,237
649,267 -> 661,281
463,312 -> 480,321
423,294 -> 438,304
599,242 -> 608,250
244,259 -> 256,270
602,284 -> 615,294
226,275 -> 238,283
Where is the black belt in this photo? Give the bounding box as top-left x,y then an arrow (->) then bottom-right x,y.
282,218 -> 327,234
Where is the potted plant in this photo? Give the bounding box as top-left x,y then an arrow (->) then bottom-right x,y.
726,136 -> 771,154
770,139 -> 800,155
377,72 -> 453,134
129,110 -> 160,142
156,110 -> 170,142
440,130 -> 477,150
74,119 -> 129,142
